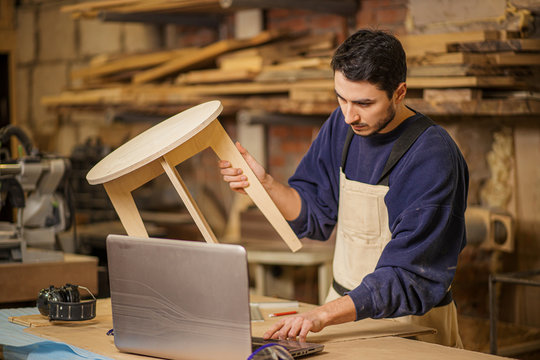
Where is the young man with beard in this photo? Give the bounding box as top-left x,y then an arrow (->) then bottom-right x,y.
219,29 -> 469,348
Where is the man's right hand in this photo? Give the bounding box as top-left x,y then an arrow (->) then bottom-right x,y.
218,141 -> 268,195
218,141 -> 302,221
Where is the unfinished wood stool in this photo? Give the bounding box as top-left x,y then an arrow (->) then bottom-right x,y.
86,100 -> 302,252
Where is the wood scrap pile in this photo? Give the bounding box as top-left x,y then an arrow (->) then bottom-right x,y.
43,30 -> 338,116
43,28 -> 540,117
400,30 -> 540,114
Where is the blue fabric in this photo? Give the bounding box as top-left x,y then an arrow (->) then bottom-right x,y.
0,308 -> 112,360
288,106 -> 469,320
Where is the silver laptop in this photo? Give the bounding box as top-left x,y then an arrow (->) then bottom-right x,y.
106,235 -> 324,360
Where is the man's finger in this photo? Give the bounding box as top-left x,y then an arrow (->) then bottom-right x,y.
298,322 -> 312,343
263,321 -> 285,340
288,318 -> 304,340
277,321 -> 293,340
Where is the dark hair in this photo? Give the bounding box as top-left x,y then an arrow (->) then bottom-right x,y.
331,29 -> 407,99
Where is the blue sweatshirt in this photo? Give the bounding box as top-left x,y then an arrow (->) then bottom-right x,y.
288,106 -> 469,320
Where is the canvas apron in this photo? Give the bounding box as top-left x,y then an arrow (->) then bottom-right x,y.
325,117 -> 463,348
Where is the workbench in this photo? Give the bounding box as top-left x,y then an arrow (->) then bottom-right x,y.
1,296 -> 509,360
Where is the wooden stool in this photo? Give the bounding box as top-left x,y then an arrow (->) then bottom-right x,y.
86,100 -> 302,252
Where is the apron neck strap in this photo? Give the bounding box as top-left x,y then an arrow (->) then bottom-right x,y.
340,114 -> 434,186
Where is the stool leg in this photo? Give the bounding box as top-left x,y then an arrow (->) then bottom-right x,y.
160,157 -> 218,244
208,120 -> 302,252
104,181 -> 148,237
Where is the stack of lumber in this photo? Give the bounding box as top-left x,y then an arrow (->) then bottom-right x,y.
43,29 -> 540,117
401,30 -> 540,112
43,30 -> 338,115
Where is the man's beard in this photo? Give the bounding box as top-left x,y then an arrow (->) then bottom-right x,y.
351,103 -> 396,137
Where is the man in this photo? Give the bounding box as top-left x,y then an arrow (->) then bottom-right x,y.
219,29 -> 468,348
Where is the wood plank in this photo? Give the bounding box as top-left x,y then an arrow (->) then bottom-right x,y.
176,68 -> 257,84
399,30 -> 502,56
406,98 -> 540,116
289,88 -> 336,102
449,39 -> 540,52
132,30 -> 282,84
61,0 -> 138,13
487,52 -> 540,66
107,0 -> 220,13
410,51 -> 540,67
423,89 -> 481,102
408,64 -> 474,77
71,48 -> 196,80
407,76 -> 525,89
256,68 -> 333,82
218,55 -> 265,71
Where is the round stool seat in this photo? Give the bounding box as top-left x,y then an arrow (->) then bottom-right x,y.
87,100 -> 223,185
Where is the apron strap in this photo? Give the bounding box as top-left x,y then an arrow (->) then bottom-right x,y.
341,127 -> 355,171
377,115 -> 434,186
340,114 -> 434,185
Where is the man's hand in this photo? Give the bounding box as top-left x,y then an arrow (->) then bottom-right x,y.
263,308 -> 327,343
218,142 -> 268,194
218,141 -> 302,220
263,295 -> 357,343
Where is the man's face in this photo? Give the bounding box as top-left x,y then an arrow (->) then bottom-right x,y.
334,71 -> 399,136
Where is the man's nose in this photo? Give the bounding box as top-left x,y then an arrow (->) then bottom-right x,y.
343,104 -> 359,124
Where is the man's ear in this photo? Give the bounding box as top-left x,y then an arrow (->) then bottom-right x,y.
394,82 -> 407,103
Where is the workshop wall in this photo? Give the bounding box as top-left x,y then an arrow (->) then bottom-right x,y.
15,1 -> 163,152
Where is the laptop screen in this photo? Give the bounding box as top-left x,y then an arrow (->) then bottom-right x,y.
106,235 -> 252,360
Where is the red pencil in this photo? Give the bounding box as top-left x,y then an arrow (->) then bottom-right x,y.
268,310 -> 298,318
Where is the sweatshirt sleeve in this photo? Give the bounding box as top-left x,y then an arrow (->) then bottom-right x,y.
348,126 -> 469,319
287,108 -> 346,241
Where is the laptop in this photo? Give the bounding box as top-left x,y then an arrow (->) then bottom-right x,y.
106,235 -> 324,360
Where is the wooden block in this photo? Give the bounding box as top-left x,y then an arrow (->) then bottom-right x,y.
0,253 -> 98,303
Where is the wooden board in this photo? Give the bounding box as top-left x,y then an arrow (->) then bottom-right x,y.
449,39 -> 540,53
132,30 -> 282,84
399,30 -> 503,56
71,48 -> 197,80
407,76 -> 525,89
176,68 -> 257,84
